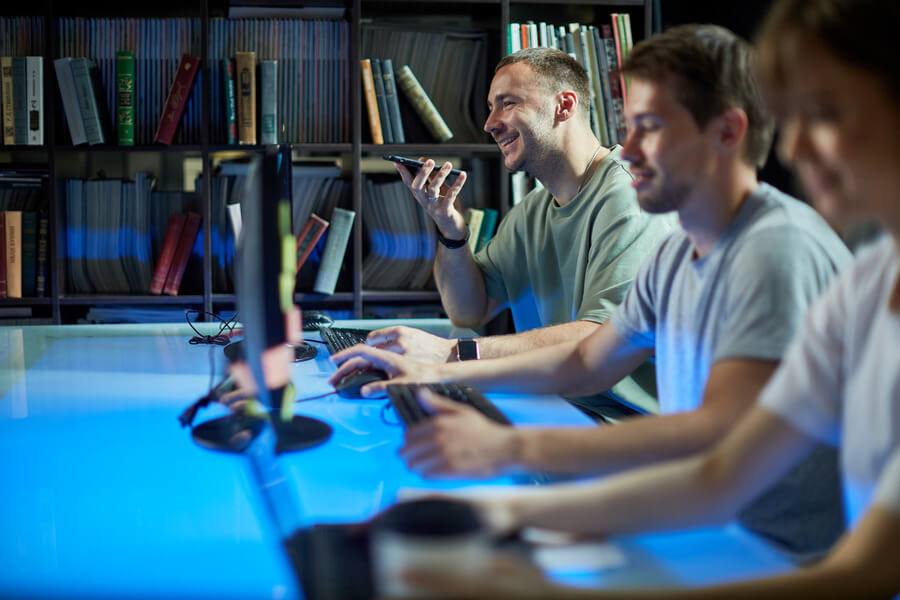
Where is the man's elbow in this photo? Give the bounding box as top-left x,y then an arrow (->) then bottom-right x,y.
446,312 -> 486,329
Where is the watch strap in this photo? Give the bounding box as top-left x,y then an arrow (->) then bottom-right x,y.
436,225 -> 469,249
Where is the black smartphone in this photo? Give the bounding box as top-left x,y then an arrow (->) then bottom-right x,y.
383,155 -> 465,178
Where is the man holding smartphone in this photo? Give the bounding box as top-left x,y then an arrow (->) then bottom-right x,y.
332,25 -> 852,556
373,48 -> 673,415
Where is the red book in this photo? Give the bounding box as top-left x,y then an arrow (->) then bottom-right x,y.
610,15 -> 627,104
0,212 -> 6,299
295,214 -> 329,275
153,54 -> 200,145
163,212 -> 202,295
150,212 -> 187,295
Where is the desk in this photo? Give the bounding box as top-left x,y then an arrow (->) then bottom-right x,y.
0,321 -> 791,598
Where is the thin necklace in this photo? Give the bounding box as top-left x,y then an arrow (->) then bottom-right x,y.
576,144 -> 602,196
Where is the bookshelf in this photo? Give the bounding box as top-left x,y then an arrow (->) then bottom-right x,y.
0,0 -> 652,324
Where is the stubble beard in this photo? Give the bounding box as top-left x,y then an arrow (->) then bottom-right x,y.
638,175 -> 691,215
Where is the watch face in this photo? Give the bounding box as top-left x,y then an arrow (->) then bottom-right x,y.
457,339 -> 479,361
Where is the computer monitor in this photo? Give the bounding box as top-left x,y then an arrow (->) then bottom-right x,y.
191,146 -> 331,454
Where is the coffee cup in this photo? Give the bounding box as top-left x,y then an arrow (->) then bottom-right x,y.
370,498 -> 490,597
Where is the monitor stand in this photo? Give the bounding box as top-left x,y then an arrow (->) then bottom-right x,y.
224,339 -> 317,363
192,411 -> 332,454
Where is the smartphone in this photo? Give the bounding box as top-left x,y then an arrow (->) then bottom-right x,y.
383,155 -> 465,178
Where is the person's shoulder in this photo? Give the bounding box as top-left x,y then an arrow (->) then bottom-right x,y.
738,184 -> 851,261
592,145 -> 635,193
842,235 -> 896,289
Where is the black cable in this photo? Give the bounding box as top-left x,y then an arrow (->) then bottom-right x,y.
185,309 -> 239,346
295,390 -> 338,403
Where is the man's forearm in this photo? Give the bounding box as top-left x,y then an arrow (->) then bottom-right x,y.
476,320 -> 601,359
511,407 -> 737,477
507,453 -> 736,538
433,245 -> 492,328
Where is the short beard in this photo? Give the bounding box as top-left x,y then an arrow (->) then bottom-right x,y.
638,178 -> 691,214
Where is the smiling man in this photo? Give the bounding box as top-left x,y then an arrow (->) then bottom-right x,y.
373,48 -> 672,415
332,25 -> 852,556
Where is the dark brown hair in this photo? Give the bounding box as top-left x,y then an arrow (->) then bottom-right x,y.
495,47 -> 591,120
623,24 -> 774,168
756,0 -> 900,99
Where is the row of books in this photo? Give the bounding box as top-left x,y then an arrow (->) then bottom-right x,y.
219,52 -> 280,146
0,172 -> 45,212
0,210 -> 47,299
360,175 -> 498,291
58,17 -> 202,146
58,163 -> 492,298
0,15 -> 43,150
63,175 -> 203,295
509,16 -> 635,146
362,58 -> 453,145
208,18 -> 350,144
360,23 -> 489,143
0,57 -> 44,146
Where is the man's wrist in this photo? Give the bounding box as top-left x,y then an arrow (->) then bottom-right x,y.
436,225 -> 469,249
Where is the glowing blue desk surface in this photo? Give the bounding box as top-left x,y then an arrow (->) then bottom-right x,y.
0,321 -> 791,598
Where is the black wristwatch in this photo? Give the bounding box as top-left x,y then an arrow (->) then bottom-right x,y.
456,338 -> 480,361
436,226 -> 469,249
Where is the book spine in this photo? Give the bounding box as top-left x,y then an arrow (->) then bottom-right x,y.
20,211 -> 36,297
360,59 -> 383,145
1,57 -> 15,145
53,58 -> 87,145
163,211 -> 201,295
0,212 -> 6,298
259,60 -> 278,145
149,212 -> 186,295
116,51 -> 135,146
5,210 -> 22,298
611,14 -> 627,104
12,58 -> 27,145
474,207 -> 498,253
381,59 -> 405,144
601,25 -> 627,143
313,207 -> 355,295
294,213 -> 329,274
223,58 -> 237,145
235,51 -> 256,145
87,59 -> 113,145
465,208 -> 484,254
370,59 -> 393,144
154,54 -> 200,145
226,203 -> 242,240
35,210 -> 47,297
70,58 -> 104,145
395,65 -> 453,143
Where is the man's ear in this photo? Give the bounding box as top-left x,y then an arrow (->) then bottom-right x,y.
713,106 -> 749,154
556,91 -> 579,122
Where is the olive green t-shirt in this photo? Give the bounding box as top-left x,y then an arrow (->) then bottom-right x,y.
473,146 -> 674,412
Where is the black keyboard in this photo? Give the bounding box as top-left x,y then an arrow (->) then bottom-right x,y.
387,383 -> 512,426
319,326 -> 370,353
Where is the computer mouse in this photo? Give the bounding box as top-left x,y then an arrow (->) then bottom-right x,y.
334,368 -> 389,399
302,310 -> 334,331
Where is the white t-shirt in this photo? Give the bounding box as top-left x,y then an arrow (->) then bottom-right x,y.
760,236 -> 900,526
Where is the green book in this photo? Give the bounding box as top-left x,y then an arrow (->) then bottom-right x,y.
116,51 -> 135,146
474,207 -> 498,253
21,211 -> 37,296
223,58 -> 237,145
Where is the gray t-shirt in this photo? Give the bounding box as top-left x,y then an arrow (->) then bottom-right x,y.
611,183 -> 853,555
474,146 -> 674,412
